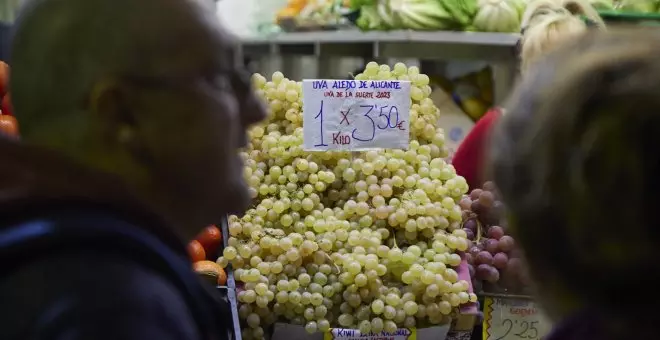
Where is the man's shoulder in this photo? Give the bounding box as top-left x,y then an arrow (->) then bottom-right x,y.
0,210 -> 207,338
0,251 -> 202,339
1,250 -> 191,300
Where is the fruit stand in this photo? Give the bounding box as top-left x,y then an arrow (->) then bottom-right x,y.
213,62 -> 485,340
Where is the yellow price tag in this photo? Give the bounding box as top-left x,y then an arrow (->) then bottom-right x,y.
324,328 -> 417,340
482,296 -> 552,340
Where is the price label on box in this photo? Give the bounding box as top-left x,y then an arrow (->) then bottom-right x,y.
324,328 -> 416,340
302,79 -> 411,151
483,296 -> 552,340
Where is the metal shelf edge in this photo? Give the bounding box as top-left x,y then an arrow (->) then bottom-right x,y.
241,30 -> 520,46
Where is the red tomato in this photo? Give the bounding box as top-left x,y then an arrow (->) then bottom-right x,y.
197,225 -> 222,257
0,115 -> 18,137
187,240 -> 206,263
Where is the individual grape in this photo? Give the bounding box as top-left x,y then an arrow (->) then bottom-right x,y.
384,320 -> 398,333
475,251 -> 493,265
479,191 -> 494,208
383,305 -> 396,319
482,181 -> 496,192
463,228 -> 475,240
305,321 -> 318,334
469,188 -> 483,200
394,309 -> 406,323
476,264 -> 495,281
388,248 -> 403,262
459,197 -> 472,210
487,226 -> 504,240
255,283 -> 269,296
438,301 -> 452,315
371,299 -> 385,314
499,235 -> 515,252
304,308 -> 315,320
385,293 -> 401,307
247,313 -> 261,328
338,314 -> 354,327
493,252 -> 509,270
403,301 -> 418,316
371,317 -> 384,333
486,267 -> 500,283
223,246 -> 237,260
402,251 -> 416,264
270,261 -> 283,274
318,319 -> 331,332
359,320 -> 372,334
463,219 -> 477,233
470,200 -> 483,215
485,239 -> 499,254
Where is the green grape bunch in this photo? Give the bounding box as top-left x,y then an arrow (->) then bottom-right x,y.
217,62 -> 476,340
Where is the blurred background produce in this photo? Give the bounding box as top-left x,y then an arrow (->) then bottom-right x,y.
0,60 -> 16,138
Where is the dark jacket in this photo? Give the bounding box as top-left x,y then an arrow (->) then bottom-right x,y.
0,136 -> 231,340
545,310 -> 657,340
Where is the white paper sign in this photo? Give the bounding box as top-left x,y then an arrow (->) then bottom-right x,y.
324,328 -> 416,340
483,297 -> 552,340
302,79 -> 411,151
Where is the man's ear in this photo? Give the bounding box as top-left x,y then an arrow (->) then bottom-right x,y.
88,79 -> 138,146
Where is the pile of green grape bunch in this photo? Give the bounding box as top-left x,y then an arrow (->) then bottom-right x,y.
460,182 -> 530,294
217,62 -> 478,340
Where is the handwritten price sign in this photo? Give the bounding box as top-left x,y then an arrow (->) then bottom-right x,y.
302,79 -> 411,151
324,328 -> 416,340
483,296 -> 552,340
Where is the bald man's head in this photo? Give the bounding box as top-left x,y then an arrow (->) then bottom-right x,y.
12,0 -> 235,135
9,0 -> 266,237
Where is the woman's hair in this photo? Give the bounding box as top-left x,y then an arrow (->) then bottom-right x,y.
490,28 -> 660,320
519,0 -> 605,74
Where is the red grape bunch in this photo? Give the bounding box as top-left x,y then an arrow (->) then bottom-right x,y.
459,182 -> 529,293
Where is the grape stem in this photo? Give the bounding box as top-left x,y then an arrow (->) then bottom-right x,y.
461,214 -> 483,243
476,219 -> 483,243
324,252 -> 341,273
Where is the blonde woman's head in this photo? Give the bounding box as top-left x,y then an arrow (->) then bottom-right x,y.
519,0 -> 605,74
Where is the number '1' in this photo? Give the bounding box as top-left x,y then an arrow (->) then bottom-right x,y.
314,100 -> 328,147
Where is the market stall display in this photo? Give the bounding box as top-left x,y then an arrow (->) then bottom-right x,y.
217,62 -> 480,339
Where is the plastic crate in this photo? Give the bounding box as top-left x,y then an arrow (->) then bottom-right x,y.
598,10 -> 660,26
